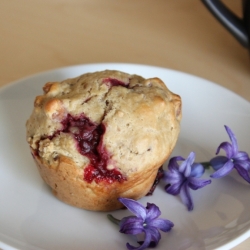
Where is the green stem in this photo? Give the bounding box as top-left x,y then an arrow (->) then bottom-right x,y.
200,162 -> 211,169
107,214 -> 121,226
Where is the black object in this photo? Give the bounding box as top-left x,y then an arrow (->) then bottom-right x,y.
201,0 -> 249,49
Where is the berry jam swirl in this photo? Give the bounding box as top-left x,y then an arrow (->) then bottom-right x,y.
61,114 -> 126,184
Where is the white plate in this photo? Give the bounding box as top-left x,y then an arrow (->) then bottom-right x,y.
0,63 -> 250,250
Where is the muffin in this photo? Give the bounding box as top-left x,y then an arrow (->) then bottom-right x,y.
26,70 -> 182,211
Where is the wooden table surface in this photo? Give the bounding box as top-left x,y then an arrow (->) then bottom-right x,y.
0,0 -> 249,249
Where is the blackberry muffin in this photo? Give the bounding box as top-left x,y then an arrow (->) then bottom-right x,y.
26,70 -> 182,211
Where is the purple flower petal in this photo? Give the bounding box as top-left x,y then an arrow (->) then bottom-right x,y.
234,160 -> 250,170
190,163 -> 205,178
210,160 -> 234,178
163,169 -> 183,183
126,229 -> 152,250
180,185 -> 193,211
225,125 -> 238,156
165,181 -> 183,195
168,156 -> 185,171
119,198 -> 146,220
188,177 -> 211,190
147,218 -> 174,232
234,164 -> 250,183
210,156 -> 228,171
145,227 -> 161,245
120,216 -> 144,235
216,142 -> 233,158
235,151 -> 250,161
145,203 -> 161,221
180,182 -> 193,211
179,152 -> 195,177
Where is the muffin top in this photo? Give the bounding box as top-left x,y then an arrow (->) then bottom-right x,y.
26,70 -> 182,184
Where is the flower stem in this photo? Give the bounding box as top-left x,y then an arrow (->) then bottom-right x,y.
107,214 -> 121,226
200,162 -> 211,169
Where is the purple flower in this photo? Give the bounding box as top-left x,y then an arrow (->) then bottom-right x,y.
118,197 -> 174,250
163,152 -> 211,211
210,125 -> 250,182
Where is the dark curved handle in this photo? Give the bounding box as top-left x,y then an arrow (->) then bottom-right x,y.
201,0 -> 249,48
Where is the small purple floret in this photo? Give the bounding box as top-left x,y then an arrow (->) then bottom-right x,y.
210,125 -> 250,183
163,152 -> 211,211
118,198 -> 174,250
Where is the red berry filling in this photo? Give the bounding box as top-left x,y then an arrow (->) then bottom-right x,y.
60,114 -> 125,184
146,166 -> 164,196
103,78 -> 129,87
